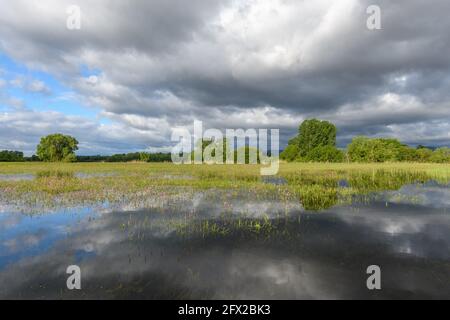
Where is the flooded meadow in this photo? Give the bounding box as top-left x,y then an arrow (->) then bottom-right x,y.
0,163 -> 449,299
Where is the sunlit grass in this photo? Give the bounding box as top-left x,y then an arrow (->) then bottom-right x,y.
0,162 -> 449,212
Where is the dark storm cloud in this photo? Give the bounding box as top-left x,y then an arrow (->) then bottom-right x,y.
0,0 -> 449,151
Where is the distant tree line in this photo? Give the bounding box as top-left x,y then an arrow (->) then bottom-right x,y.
0,150 -> 172,163
0,151 -> 40,162
1,127 -> 449,163
137,152 -> 172,163
92,152 -> 172,163
1,132 -> 172,163
64,152 -> 172,162
281,119 -> 450,163
190,138 -> 265,164
0,150 -> 25,162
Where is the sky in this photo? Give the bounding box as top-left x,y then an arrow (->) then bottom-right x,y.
0,0 -> 449,155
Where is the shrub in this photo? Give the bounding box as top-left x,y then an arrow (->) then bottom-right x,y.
304,146 -> 344,163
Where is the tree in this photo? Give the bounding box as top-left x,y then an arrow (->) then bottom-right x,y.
397,145 -> 419,162
416,147 -> 433,162
139,152 -> 151,162
36,134 -> 79,162
280,144 -> 301,162
297,119 -> 337,157
234,146 -> 262,164
138,152 -> 172,162
347,136 -> 419,163
191,138 -> 231,163
429,147 -> 450,163
281,119 -> 340,162
0,150 -> 24,162
107,152 -> 140,162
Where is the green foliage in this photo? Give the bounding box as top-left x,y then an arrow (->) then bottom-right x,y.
0,150 -> 24,162
107,152 -> 141,162
347,136 -> 405,162
76,155 -> 107,162
139,152 -> 172,162
281,120 -> 450,164
304,146 -> 344,163
415,147 -> 433,162
146,153 -> 172,162
234,146 -> 262,164
397,145 -> 419,162
347,137 -> 449,163
191,138 -> 232,163
76,152 -> 172,162
429,147 -> 450,163
280,144 -> 301,162
297,119 -> 337,157
36,134 -> 79,162
25,155 -> 41,162
139,152 -> 151,162
281,119 -> 341,162
190,138 -> 267,164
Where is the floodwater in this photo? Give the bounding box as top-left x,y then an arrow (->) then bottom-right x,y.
0,182 -> 449,299
0,172 -> 117,181
0,174 -> 34,181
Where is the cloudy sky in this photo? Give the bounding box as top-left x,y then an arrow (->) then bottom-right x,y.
0,0 -> 449,155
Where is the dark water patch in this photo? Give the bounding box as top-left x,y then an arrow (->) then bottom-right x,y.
261,176 -> 288,185
0,174 -> 34,181
0,183 -> 449,299
338,179 -> 350,188
0,172 -> 118,181
75,172 -> 118,179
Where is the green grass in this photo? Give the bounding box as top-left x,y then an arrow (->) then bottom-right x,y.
0,162 -> 449,212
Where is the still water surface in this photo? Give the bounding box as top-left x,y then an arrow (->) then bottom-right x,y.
0,182 -> 449,299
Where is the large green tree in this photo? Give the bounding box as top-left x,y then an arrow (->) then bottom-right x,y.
296,119 -> 337,157
281,119 -> 340,162
36,134 -> 79,162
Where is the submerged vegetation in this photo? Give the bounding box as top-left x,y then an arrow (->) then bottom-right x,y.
0,162 -> 449,213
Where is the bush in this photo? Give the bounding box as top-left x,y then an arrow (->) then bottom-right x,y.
304,146 -> 344,163
280,144 -> 301,162
429,147 -> 450,163
347,136 -> 417,163
415,147 -> 433,162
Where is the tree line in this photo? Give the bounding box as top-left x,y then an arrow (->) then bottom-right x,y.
280,119 -> 450,163
74,152 -> 171,163
0,150 -> 25,162
1,125 -> 449,163
0,134 -> 172,163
